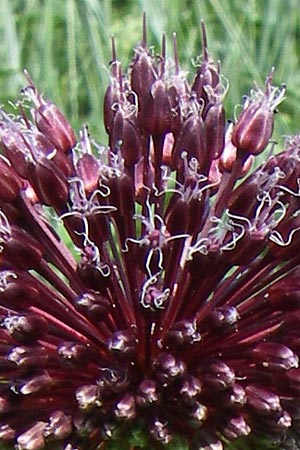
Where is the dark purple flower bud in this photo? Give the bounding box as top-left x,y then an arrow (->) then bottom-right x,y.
7,345 -> 48,367
75,291 -> 111,321
18,373 -> 53,396
36,100 -> 76,152
103,171 -> 135,243
103,80 -> 118,135
0,271 -> 39,306
76,384 -> 101,411
136,379 -> 159,407
57,342 -> 89,364
0,424 -> 15,441
107,329 -> 137,359
29,129 -> 74,177
218,135 -> 238,173
188,401 -> 208,427
232,73 -> 285,155
209,306 -> 239,328
143,79 -> 175,135
17,422 -> 46,450
222,415 -> 251,441
103,43 -> 122,135
23,75 -> 76,153
246,385 -> 281,414
219,122 -> 254,175
110,109 -> 141,167
44,410 -> 72,440
0,157 -> 23,201
204,103 -> 225,160
1,225 -> 43,270
97,366 -> 130,394
76,244 -> 111,290
232,102 -> 273,155
253,342 -> 299,371
114,393 -> 136,420
171,112 -> 208,173
224,384 -> 247,408
164,195 -> 190,234
76,153 -> 100,196
167,320 -> 201,346
130,26 -> 157,120
149,418 -> 172,444
0,121 -> 30,178
29,157 -> 69,211
3,314 -> 47,343
155,352 -> 186,381
201,360 -> 235,390
192,23 -> 221,110
178,375 -> 202,403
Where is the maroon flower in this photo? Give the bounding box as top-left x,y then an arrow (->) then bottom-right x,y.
0,19 -> 299,450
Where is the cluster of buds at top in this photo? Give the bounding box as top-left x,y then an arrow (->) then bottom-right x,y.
0,16 -> 299,450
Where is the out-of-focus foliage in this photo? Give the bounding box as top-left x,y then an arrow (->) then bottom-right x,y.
0,0 -> 299,144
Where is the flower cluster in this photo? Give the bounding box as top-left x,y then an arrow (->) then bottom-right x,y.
0,19 -> 300,450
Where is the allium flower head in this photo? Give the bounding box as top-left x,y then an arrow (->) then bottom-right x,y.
0,18 -> 300,450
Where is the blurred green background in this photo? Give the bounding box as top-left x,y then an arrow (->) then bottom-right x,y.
1,0 -> 300,145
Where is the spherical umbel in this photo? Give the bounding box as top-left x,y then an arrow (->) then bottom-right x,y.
0,15 -> 298,450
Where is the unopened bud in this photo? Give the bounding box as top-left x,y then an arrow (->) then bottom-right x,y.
114,394 -> 136,420
8,345 -> 47,367
0,121 -> 30,178
4,313 -> 48,343
209,306 -> 239,328
232,102 -> 274,155
219,122 -> 253,176
179,375 -> 202,402
0,157 -> 23,201
57,342 -> 89,364
202,360 -> 235,390
31,158 -> 69,211
204,103 -> 225,160
107,329 -> 136,359
44,411 -> 72,440
144,79 -> 174,135
232,73 -> 285,155
150,418 -> 172,444
245,385 -> 281,414
3,225 -> 43,270
137,379 -> 158,407
131,46 -> 156,113
168,320 -> 201,346
171,113 -> 207,173
17,422 -> 46,450
75,291 -> 111,321
35,101 -> 76,153
222,416 -> 251,440
155,352 -> 186,381
76,153 -> 100,196
103,57 -> 122,134
253,342 -> 299,371
76,384 -> 101,411
19,373 -> 52,395
110,110 -> 141,167
23,74 -> 76,152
